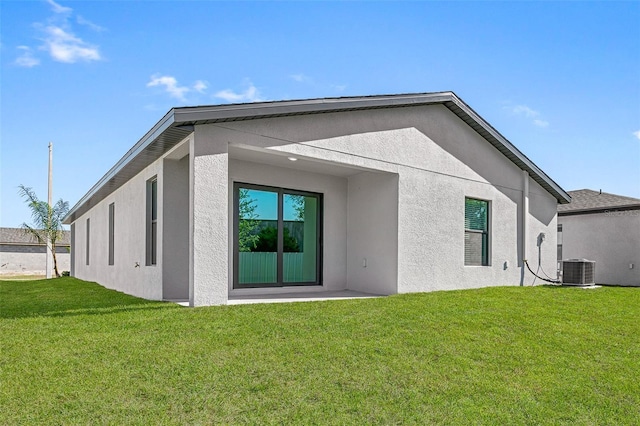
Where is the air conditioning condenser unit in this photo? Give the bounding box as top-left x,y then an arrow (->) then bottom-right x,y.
562,259 -> 596,286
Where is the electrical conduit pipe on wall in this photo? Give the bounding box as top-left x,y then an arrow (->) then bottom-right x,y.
522,170 -> 561,284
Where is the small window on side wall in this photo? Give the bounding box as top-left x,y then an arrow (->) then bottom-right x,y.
86,218 -> 91,266
464,198 -> 489,266
108,203 -> 115,265
146,177 -> 158,266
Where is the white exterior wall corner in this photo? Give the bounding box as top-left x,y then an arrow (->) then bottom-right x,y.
70,160 -> 164,300
559,212 -> 640,286
190,125 -> 229,306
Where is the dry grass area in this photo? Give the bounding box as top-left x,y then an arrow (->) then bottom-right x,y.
0,274 -> 45,281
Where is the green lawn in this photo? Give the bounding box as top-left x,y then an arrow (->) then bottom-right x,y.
1,278 -> 639,425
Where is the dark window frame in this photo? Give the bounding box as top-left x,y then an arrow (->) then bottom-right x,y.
70,223 -> 75,275
85,217 -> 90,266
108,202 -> 115,265
557,223 -> 563,269
233,182 -> 323,289
146,177 -> 158,266
464,197 -> 490,266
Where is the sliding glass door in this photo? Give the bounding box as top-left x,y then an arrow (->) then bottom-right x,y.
234,183 -> 322,288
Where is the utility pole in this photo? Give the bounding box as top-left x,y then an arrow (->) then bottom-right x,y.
46,142 -> 53,279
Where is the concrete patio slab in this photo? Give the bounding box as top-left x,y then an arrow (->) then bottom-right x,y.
227,290 -> 382,305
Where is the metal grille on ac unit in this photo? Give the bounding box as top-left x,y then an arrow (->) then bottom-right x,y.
562,259 -> 596,286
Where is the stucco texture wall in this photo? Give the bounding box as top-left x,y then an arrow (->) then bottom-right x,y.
204,104 -> 559,296
72,160 -> 164,300
559,212 -> 640,286
0,246 -> 70,275
70,103 -> 561,305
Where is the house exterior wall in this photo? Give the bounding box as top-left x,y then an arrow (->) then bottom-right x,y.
162,155 -> 190,300
71,160 -> 164,300
200,104 -> 558,297
559,211 -> 640,286
0,245 -> 70,275
68,102 -> 561,305
347,171 -> 399,295
190,126 -> 229,306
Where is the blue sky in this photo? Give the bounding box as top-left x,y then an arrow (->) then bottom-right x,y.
2,0 -> 639,228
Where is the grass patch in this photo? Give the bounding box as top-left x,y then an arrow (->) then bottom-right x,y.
1,278 -> 639,424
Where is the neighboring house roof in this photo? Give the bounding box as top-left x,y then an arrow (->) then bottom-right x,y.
63,91 -> 571,224
558,189 -> 640,216
0,227 -> 71,245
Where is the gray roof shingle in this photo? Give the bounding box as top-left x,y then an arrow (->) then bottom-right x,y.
558,189 -> 640,214
0,227 -> 71,245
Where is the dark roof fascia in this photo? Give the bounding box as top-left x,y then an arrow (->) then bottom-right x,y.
444,95 -> 570,204
171,92 -> 455,124
558,204 -> 640,216
63,110 -> 178,224
171,93 -> 570,204
63,91 -> 570,224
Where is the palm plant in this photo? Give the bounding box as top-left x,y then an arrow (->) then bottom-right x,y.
18,185 -> 69,278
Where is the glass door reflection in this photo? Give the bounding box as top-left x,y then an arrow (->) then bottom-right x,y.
237,188 -> 278,285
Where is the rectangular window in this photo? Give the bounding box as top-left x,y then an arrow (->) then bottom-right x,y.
464,198 -> 489,266
108,203 -> 115,265
86,218 -> 90,266
234,183 -> 322,288
557,223 -> 563,270
146,177 -> 158,266
70,223 -> 75,275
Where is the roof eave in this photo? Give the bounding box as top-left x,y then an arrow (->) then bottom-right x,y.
171,92 -> 455,125
444,95 -> 571,204
63,91 -> 571,224
63,109 -> 181,224
559,203 -> 640,216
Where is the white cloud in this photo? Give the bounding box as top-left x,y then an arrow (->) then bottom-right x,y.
214,82 -> 263,103
533,119 -> 549,128
76,15 -> 105,32
15,46 -> 40,67
512,105 -> 540,118
41,25 -> 101,63
506,104 -> 550,128
147,75 -> 190,101
332,84 -> 347,92
15,0 -> 103,65
633,130 -> 640,140
193,80 -> 208,93
290,73 -> 311,83
46,0 -> 72,15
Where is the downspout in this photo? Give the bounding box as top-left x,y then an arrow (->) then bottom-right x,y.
521,170 -> 529,285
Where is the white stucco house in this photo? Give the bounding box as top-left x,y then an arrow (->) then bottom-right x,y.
63,92 -> 570,306
558,189 -> 640,286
